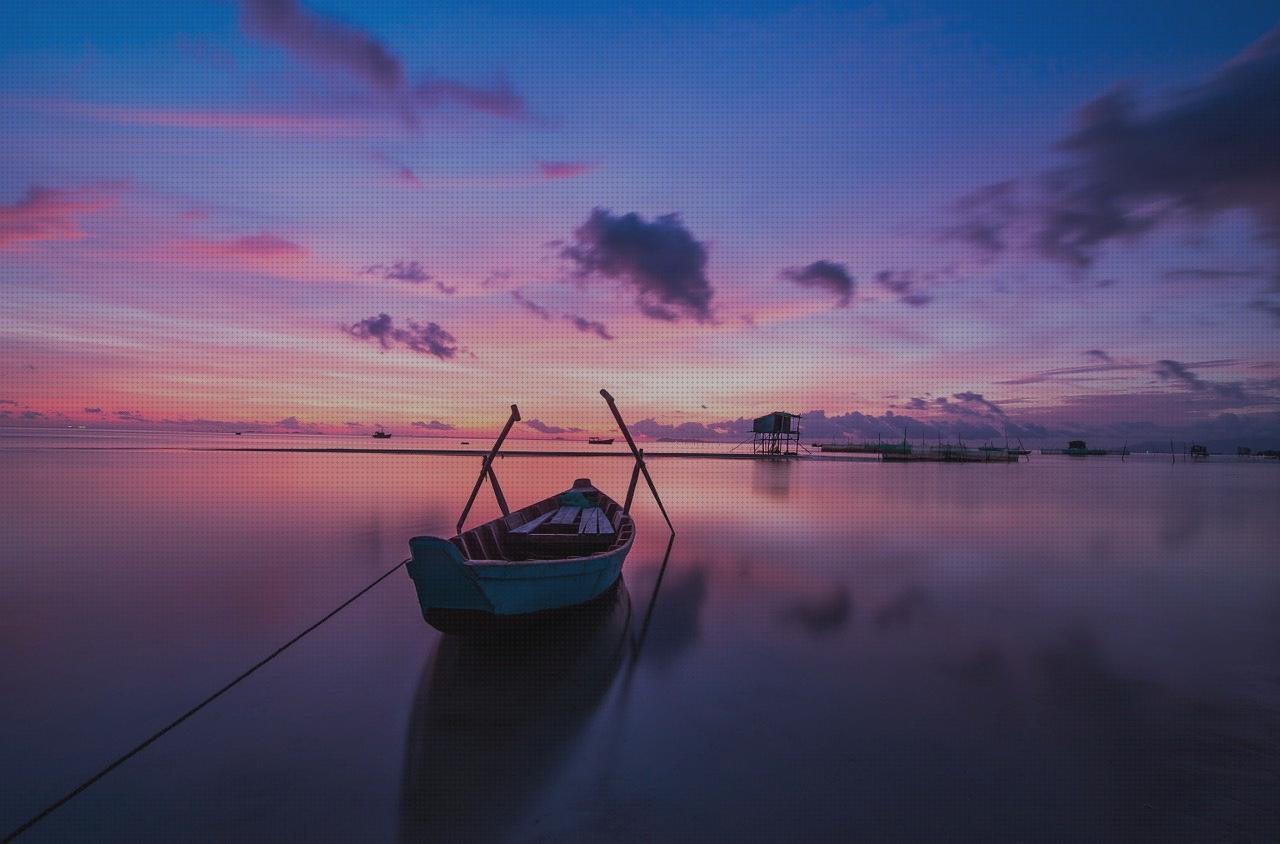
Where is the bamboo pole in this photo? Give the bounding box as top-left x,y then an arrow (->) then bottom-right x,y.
600,389 -> 675,535
456,404 -> 520,534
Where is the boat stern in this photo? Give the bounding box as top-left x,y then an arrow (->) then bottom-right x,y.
406,536 -> 493,618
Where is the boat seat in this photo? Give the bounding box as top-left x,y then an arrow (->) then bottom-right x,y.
549,506 -> 580,526
577,507 -> 615,535
510,511 -> 555,534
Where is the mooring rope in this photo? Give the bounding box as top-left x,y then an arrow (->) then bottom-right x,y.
4,557 -> 410,842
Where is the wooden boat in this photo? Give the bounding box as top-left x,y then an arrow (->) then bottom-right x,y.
588,436 -> 614,445
407,391 -> 673,633
373,426 -> 392,439
408,480 -> 635,632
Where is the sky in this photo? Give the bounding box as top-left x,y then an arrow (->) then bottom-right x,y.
2,0 -> 1278,447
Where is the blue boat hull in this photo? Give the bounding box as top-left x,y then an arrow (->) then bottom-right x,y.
406,488 -> 635,632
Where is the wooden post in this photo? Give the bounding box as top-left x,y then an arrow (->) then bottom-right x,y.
457,404 -> 520,534
601,389 -> 674,535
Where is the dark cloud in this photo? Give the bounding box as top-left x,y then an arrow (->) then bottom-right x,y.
344,313 -> 460,359
243,0 -> 402,90
1250,299 -> 1280,327
278,415 -> 302,429
116,410 -> 145,421
954,27 -> 1280,268
0,399 -> 17,405
1154,359 -> 1248,401
952,391 -> 1005,416
780,261 -> 854,307
241,0 -> 525,121
83,406 -> 102,413
874,270 -> 935,306
412,419 -> 454,431
22,410 -> 45,420
1085,349 -> 1114,364
562,209 -> 713,322
523,418 -> 583,435
510,290 -> 551,320
565,314 -> 613,340
360,261 -> 455,294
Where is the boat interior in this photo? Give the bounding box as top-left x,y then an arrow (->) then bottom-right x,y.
452,481 -> 634,563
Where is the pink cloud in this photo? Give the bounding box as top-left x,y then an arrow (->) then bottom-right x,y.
537,160 -> 595,180
0,182 -> 123,250
183,233 -> 307,260
19,99 -> 380,137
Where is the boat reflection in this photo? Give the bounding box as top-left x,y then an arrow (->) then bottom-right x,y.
399,581 -> 633,841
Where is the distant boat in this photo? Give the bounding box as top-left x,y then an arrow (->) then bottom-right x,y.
407,392 -> 672,633
1189,443 -> 1209,460
460,441 -> 470,445
588,436 -> 614,445
234,432 -> 242,436
373,427 -> 392,439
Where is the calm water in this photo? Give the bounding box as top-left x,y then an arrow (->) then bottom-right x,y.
2,437 -> 1278,840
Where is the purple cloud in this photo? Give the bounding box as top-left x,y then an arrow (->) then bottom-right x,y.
511,290 -> 551,320
241,0 -> 526,121
412,419 -> 454,430
562,209 -> 713,322
565,314 -> 614,340
361,261 -> 456,294
344,313 -> 460,359
523,418 -> 583,434
781,261 -> 854,307
953,26 -> 1280,269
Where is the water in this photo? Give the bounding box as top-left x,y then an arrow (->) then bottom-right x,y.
2,435 -> 1278,840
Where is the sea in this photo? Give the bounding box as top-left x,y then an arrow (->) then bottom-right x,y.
2,428 -> 1278,839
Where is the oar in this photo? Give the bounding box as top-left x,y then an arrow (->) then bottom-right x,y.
600,389 -> 675,535
456,404 -> 520,534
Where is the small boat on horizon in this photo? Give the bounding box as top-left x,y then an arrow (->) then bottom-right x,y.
406,391 -> 673,633
588,436 -> 615,445
373,426 -> 392,439
1041,439 -> 1107,456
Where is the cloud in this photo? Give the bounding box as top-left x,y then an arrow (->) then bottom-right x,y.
116,410 -> 146,422
83,406 -> 102,413
1154,359 -> 1248,401
953,26 -> 1280,268
0,399 -> 17,405
562,209 -> 714,322
951,391 -> 1005,416
523,418 -> 583,434
874,271 -> 935,306
510,290 -> 551,320
361,261 -> 456,294
242,0 -> 404,90
565,314 -> 614,340
1250,299 -> 1280,327
536,161 -> 595,180
22,410 -> 45,420
412,419 -> 454,431
780,261 -> 854,307
187,233 -> 306,259
278,415 -> 303,429
372,152 -> 424,188
0,182 -> 123,249
241,0 -> 526,122
1085,349 -> 1114,363
344,313 -> 460,359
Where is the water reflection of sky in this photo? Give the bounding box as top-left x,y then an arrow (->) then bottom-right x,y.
2,447 -> 1278,838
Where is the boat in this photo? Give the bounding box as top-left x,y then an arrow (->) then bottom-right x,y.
1189,443 -> 1209,460
588,436 -> 614,445
373,426 -> 392,439
407,391 -> 673,633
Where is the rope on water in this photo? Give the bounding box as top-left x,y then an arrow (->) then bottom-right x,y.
4,557 -> 410,842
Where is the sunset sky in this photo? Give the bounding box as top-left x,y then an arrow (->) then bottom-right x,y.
2,1 -> 1278,445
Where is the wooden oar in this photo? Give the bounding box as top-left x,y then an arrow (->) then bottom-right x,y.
600,389 -> 675,535
457,404 -> 520,534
